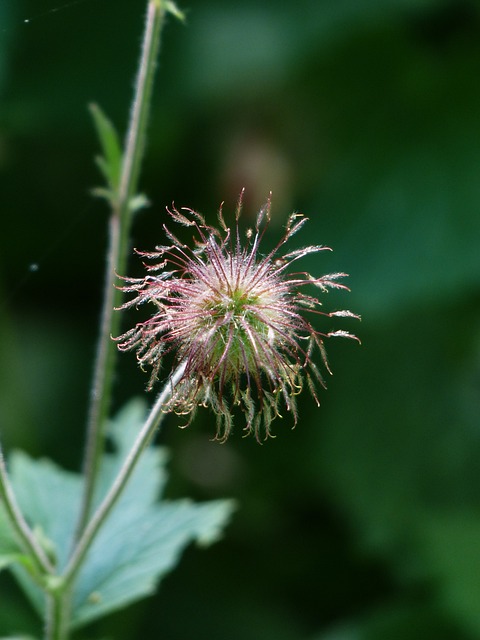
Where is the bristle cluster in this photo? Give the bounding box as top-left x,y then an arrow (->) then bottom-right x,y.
115,194 -> 359,441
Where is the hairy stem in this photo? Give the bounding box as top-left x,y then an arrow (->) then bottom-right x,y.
63,364 -> 185,589
76,0 -> 167,539
0,443 -> 54,578
45,590 -> 71,640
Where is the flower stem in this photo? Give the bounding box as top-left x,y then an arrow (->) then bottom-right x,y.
0,443 -> 54,578
63,364 -> 185,590
76,0 -> 167,539
45,590 -> 71,640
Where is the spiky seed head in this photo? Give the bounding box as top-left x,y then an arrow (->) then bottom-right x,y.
115,193 -> 359,442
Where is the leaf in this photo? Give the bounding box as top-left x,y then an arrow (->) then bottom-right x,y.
92,398 -> 167,515
164,1 -> 186,22
0,490 -> 38,577
5,398 -> 234,629
5,454 -> 83,617
9,452 -> 83,571
89,103 -> 122,192
0,553 -> 25,571
70,398 -> 235,627
128,193 -> 150,214
71,498 -> 235,628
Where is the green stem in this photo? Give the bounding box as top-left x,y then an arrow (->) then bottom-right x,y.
45,590 -> 71,640
76,0 -> 167,539
0,444 -> 54,579
118,0 -> 166,213
63,364 -> 185,590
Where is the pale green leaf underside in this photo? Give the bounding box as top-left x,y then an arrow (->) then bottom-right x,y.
6,398 -> 234,628
72,498 -> 234,627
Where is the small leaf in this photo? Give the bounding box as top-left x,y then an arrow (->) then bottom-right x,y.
94,157 -> 114,187
89,103 -> 122,192
164,1 -> 186,22
90,187 -> 115,203
128,193 -> 150,214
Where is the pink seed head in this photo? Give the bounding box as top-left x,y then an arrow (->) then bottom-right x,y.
115,193 -> 359,442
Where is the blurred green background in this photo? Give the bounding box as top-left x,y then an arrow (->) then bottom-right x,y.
2,0 -> 480,638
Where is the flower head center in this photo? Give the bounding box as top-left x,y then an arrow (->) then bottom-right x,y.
218,288 -> 257,316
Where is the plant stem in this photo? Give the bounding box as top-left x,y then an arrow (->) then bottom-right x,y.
63,364 -> 185,590
76,0 -> 167,539
0,444 -> 54,578
45,590 -> 71,640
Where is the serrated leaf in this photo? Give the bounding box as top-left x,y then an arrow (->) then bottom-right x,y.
5,398 -> 234,629
70,398 -> 235,627
89,103 -> 122,192
71,497 -> 235,627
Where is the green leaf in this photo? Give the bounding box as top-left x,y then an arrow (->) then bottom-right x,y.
71,498 -> 235,627
90,186 -> 115,203
0,553 -> 25,571
5,398 -> 234,628
5,453 -> 82,617
10,451 -> 83,571
164,1 -> 186,22
89,103 -> 122,192
71,398 -> 235,627
92,398 -> 167,515
128,193 -> 150,214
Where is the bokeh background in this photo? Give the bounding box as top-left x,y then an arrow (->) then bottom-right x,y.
2,0 -> 480,638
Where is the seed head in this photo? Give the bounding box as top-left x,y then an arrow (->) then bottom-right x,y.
115,193 -> 359,442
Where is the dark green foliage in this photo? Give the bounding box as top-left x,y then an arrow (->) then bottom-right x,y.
1,0 -> 480,638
